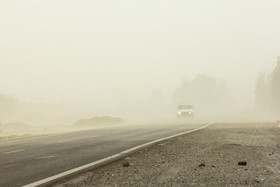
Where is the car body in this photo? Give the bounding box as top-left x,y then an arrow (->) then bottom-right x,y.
177,104 -> 194,118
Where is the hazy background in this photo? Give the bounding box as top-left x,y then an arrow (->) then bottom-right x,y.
0,0 -> 280,125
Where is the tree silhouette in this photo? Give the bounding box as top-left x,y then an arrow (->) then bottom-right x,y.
255,57 -> 280,116
173,74 -> 226,112
271,59 -> 280,113
255,73 -> 271,110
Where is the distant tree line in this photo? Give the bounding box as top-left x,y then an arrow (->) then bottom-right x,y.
173,74 -> 227,113
255,58 -> 280,115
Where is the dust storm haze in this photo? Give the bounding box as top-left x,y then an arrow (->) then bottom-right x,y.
1,0 -> 280,127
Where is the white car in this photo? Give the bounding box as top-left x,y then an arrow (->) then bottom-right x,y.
177,104 -> 194,118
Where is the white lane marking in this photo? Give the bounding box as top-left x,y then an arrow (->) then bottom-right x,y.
23,123 -> 213,187
2,149 -> 25,155
38,156 -> 56,159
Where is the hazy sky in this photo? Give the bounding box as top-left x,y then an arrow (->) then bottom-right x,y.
1,0 -> 280,105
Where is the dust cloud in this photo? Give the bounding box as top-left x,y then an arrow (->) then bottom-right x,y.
0,0 -> 280,133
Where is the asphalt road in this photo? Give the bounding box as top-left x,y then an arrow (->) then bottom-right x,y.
0,122 -> 206,187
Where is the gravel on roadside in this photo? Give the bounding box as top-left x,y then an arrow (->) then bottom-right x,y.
54,123 -> 280,187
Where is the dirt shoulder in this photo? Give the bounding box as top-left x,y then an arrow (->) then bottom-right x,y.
0,130 -> 64,143
54,123 -> 280,187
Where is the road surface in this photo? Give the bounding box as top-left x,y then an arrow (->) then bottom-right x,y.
0,122 -> 206,186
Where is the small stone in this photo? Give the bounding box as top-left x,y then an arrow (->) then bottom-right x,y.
199,163 -> 206,167
238,161 -> 247,166
122,162 -> 130,167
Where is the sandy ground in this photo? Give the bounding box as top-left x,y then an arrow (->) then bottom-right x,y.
0,131 -> 56,142
53,122 -> 280,187
0,127 -> 67,142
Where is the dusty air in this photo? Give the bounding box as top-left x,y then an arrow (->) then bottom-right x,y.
0,1 -> 280,186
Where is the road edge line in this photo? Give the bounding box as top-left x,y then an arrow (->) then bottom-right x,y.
23,123 -> 213,187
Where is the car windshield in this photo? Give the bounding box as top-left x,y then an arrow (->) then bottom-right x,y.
178,105 -> 193,109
